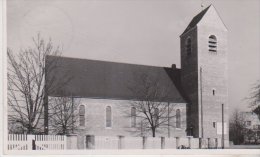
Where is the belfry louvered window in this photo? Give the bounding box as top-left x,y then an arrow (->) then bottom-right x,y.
208,35 -> 217,53
186,37 -> 192,56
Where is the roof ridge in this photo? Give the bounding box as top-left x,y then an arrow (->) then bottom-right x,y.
47,55 -> 177,69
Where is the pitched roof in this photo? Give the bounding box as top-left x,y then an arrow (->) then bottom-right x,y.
46,55 -> 186,103
180,5 -> 211,36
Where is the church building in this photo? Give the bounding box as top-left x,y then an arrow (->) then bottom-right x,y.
45,5 -> 229,145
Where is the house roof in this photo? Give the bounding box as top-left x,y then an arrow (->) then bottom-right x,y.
46,55 -> 186,103
180,5 -> 211,36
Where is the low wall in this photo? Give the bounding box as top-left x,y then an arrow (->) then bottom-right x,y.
66,134 -> 78,149
164,137 -> 176,149
123,137 -> 143,149
67,135 -> 229,149
190,138 -> 199,149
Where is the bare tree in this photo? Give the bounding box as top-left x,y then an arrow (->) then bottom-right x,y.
48,97 -> 80,135
229,109 -> 247,144
7,33 -> 66,134
248,80 -> 260,118
127,71 -> 182,137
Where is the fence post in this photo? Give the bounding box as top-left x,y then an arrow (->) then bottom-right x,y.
176,137 -> 180,149
207,138 -> 210,149
188,137 -> 191,148
118,136 -> 124,149
142,137 -> 147,149
32,139 -> 36,150
199,138 -> 202,149
161,137 -> 165,149
215,138 -> 218,149
27,135 -> 34,150
86,135 -> 95,149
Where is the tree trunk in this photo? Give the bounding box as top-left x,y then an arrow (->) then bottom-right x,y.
44,94 -> 49,134
152,128 -> 156,137
62,128 -> 66,135
28,125 -> 33,134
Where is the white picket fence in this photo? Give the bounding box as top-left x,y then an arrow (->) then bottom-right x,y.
34,134 -> 67,150
7,134 -> 67,150
8,134 -> 32,150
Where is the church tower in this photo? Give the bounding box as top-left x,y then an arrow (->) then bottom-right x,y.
180,5 -> 228,140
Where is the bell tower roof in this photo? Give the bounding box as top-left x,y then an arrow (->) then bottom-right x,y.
180,5 -> 227,37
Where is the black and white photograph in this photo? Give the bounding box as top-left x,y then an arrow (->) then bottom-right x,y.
2,0 -> 260,154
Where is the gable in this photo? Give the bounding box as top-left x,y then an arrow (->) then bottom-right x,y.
197,5 -> 228,31
181,5 -> 227,36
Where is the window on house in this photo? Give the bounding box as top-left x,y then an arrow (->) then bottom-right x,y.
246,121 -> 251,126
131,107 -> 136,127
209,35 -> 217,53
176,109 -> 181,128
257,131 -> 260,136
106,106 -> 112,127
186,37 -> 192,56
155,108 -> 159,126
79,105 -> 85,126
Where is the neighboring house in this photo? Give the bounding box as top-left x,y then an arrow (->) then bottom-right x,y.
242,112 -> 260,130
45,5 -> 229,147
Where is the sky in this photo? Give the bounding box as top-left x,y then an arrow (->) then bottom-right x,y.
7,0 -> 260,114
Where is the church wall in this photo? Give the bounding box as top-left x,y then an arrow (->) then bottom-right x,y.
48,97 -> 187,149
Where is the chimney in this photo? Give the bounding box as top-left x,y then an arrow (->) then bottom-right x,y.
171,64 -> 176,69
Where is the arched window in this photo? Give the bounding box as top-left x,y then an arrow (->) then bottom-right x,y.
79,105 -> 85,126
155,108 -> 159,126
131,107 -> 136,127
176,109 -> 181,128
106,106 -> 112,127
208,35 -> 217,53
186,37 -> 192,56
